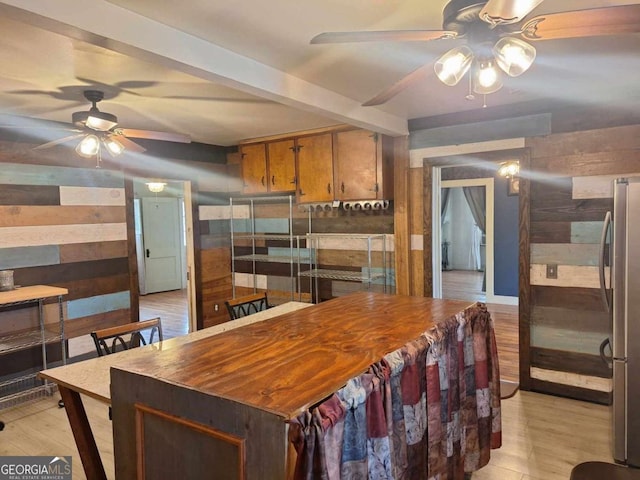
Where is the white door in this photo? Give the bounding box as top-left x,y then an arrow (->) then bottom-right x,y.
142,197 -> 183,294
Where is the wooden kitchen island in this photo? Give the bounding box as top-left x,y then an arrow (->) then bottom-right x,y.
110,292 -> 500,479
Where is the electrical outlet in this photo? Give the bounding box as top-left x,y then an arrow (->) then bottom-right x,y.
214,304 -> 219,312
546,264 -> 558,279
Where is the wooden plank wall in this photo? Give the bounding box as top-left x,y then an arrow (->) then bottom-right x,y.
526,124 -> 640,403
0,157 -> 131,340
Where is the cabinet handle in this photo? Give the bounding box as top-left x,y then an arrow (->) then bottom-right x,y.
146,249 -> 150,258
299,188 -> 306,196
327,183 -> 331,194
261,176 -> 265,186
291,176 -> 297,184
341,182 -> 345,193
369,183 -> 379,192
271,175 -> 275,185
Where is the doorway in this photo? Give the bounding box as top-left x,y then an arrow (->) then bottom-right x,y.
436,177 -> 495,303
134,179 -> 196,333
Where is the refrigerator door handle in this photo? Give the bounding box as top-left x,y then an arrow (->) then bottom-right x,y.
599,337 -> 613,368
599,210 -> 612,312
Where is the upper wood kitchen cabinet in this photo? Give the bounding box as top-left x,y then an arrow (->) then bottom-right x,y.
296,133 -> 334,203
239,143 -> 268,194
240,140 -> 296,194
267,139 -> 297,192
334,129 -> 394,201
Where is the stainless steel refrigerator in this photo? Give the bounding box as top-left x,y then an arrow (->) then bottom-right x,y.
601,177 -> 640,466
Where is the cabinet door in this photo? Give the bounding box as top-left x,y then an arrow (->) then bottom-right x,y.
240,144 -> 268,194
267,139 -> 296,193
296,133 -> 334,203
334,129 -> 380,201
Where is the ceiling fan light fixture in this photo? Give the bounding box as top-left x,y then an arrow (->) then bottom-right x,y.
85,111 -> 118,131
493,37 -> 536,77
473,59 -> 503,94
104,137 -> 124,156
146,182 -> 167,193
75,134 -> 100,158
434,45 -> 474,86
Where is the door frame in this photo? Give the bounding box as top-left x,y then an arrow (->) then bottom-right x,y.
131,179 -> 197,334
437,177 -> 495,301
420,145 -> 532,390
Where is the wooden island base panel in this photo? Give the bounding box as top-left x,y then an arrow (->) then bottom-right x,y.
110,292 -> 501,479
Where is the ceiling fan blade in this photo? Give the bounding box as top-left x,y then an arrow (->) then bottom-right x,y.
480,0 -> 544,26
32,133 -> 85,150
362,63 -> 434,106
519,4 -> 640,41
311,30 -> 456,44
110,133 -> 146,153
118,128 -> 191,143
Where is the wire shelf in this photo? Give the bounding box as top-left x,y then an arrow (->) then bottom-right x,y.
233,234 -> 298,241
235,254 -> 312,264
299,269 -> 386,282
0,373 -> 57,410
0,330 -> 63,355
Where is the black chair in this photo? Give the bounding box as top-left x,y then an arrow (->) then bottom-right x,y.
90,317 -> 163,420
91,317 -> 163,357
225,293 -> 270,320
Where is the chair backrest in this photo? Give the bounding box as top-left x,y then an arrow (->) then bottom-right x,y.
225,293 -> 269,320
91,317 -> 163,357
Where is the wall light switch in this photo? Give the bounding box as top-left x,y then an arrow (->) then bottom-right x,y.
214,304 -> 219,312
546,264 -> 558,279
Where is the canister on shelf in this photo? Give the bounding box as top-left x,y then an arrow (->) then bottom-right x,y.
0,270 -> 14,291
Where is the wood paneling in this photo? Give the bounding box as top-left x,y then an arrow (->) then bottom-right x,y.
531,243 -> 599,266
0,184 -> 59,205
293,213 -> 393,234
531,347 -> 610,378
0,162 -> 124,187
531,285 -> 606,311
530,378 -> 611,405
54,274 -> 130,302
531,305 -> 609,333
59,186 -> 126,206
529,221 -> 571,243
530,367 -> 611,393
59,241 -> 128,263
527,124 -> 640,158
531,178 -> 612,222
0,245 -> 59,269
64,308 -> 131,339
0,223 -> 127,248
0,205 -> 125,227
530,264 -> 602,288
393,136 -> 411,296
518,149 -> 532,390
13,258 -> 129,287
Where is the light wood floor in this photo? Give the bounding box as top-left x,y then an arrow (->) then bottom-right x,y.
0,389 -> 614,480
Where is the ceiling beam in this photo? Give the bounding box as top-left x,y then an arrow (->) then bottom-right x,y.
0,0 -> 408,137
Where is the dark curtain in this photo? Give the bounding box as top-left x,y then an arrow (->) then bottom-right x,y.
462,186 -> 486,234
441,188 -> 451,221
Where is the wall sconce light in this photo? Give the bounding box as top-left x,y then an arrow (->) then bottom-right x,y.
498,161 -> 519,178
146,182 -> 167,193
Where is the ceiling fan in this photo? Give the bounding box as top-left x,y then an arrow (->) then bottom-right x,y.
33,89 -> 191,164
311,0 -> 640,106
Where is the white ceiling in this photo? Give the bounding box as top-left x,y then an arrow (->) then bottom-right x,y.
0,0 -> 639,147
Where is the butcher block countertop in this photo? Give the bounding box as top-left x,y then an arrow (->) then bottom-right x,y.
114,292 -> 472,418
